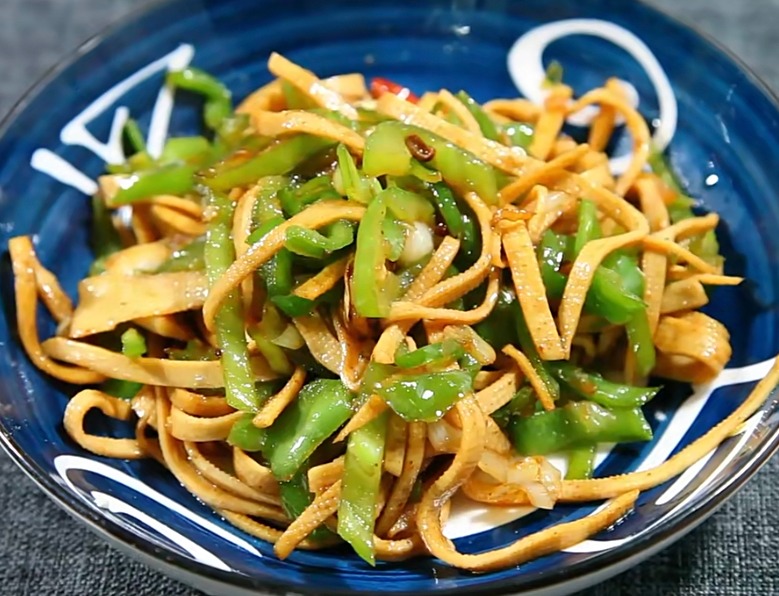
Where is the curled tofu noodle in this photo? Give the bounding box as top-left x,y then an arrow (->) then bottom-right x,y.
169,407 -> 244,441
233,448 -> 279,495
587,78 -> 626,152
9,236 -> 104,384
251,110 -> 365,152
103,240 -> 172,275
293,257 -> 349,300
308,457 -> 345,494
498,143 -> 589,204
13,53 -> 771,572
483,98 -> 541,123
150,204 -> 205,237
293,314 -> 343,375
252,366 -> 306,428
268,52 -> 358,119
29,253 -> 73,324
64,390 -> 146,459
135,314 -> 194,341
525,187 -> 578,243
42,338 -> 277,387
202,201 -> 366,332
568,87 -> 651,195
660,277 -> 710,314
653,312 -> 732,384
529,85 -> 573,160
436,89 -> 483,135
502,221 -> 565,360
69,271 -> 208,337
376,92 -> 531,175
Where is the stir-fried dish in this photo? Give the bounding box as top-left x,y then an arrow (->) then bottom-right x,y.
10,53 -> 779,571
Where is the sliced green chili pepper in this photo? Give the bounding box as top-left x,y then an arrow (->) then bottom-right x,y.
375,370 -> 472,422
586,267 -> 646,325
247,327 -> 293,376
227,413 -> 265,452
382,215 -> 407,263
648,150 -> 722,266
362,121 -> 409,174
428,182 -> 480,267
625,309 -> 656,377
89,194 -> 124,274
121,328 -> 147,358
263,379 -> 354,480
604,251 -> 644,297
98,328 -> 147,399
205,136 -> 333,192
544,60 -> 564,86
262,247 -> 295,298
100,378 -> 143,400
270,295 -> 316,317
166,339 -> 219,361
281,80 -> 315,110
248,216 -> 295,298
408,161 -> 443,183
384,187 -> 435,225
566,445 -> 596,480
574,199 -> 601,256
397,258 -> 428,294
203,187 -> 260,412
548,361 -> 660,408
363,122 -> 499,204
351,190 -> 399,317
279,468 -> 333,542
335,143 -> 380,204
228,384 -> 306,452
215,113 -> 253,149
457,352 -> 481,381
160,136 -> 213,165
252,176 -> 288,222
492,386 -> 535,428
510,401 -> 652,455
502,122 -> 534,150
106,150 -> 154,175
537,230 -> 568,299
513,302 -> 560,402
394,340 -> 464,369
361,361 -> 472,422
112,163 -> 198,205
279,174 -> 341,217
337,411 -> 388,566
570,202 -> 648,325
601,252 -> 656,376
474,285 -> 520,350
284,220 -> 354,259
455,90 -> 500,141
156,237 -> 206,273
123,118 -> 146,155
647,150 -> 695,219
430,182 -> 464,237
454,202 -> 481,268
167,67 -> 233,130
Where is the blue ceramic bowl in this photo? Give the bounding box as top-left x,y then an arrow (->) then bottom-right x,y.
2,0 -> 779,594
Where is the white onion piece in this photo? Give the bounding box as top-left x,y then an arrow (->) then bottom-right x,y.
399,222 -> 434,267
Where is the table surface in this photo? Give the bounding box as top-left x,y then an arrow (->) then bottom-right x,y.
1,1 -> 779,595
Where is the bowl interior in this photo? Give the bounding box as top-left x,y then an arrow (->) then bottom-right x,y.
1,0 -> 779,594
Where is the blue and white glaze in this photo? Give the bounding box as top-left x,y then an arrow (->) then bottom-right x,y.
1,1 -> 779,594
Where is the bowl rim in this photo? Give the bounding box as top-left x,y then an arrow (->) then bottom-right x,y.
2,0 -> 779,594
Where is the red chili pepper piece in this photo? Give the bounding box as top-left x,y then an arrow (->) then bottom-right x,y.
370,77 -> 419,103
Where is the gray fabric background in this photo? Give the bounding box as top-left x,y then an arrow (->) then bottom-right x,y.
1,1 -> 778,594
